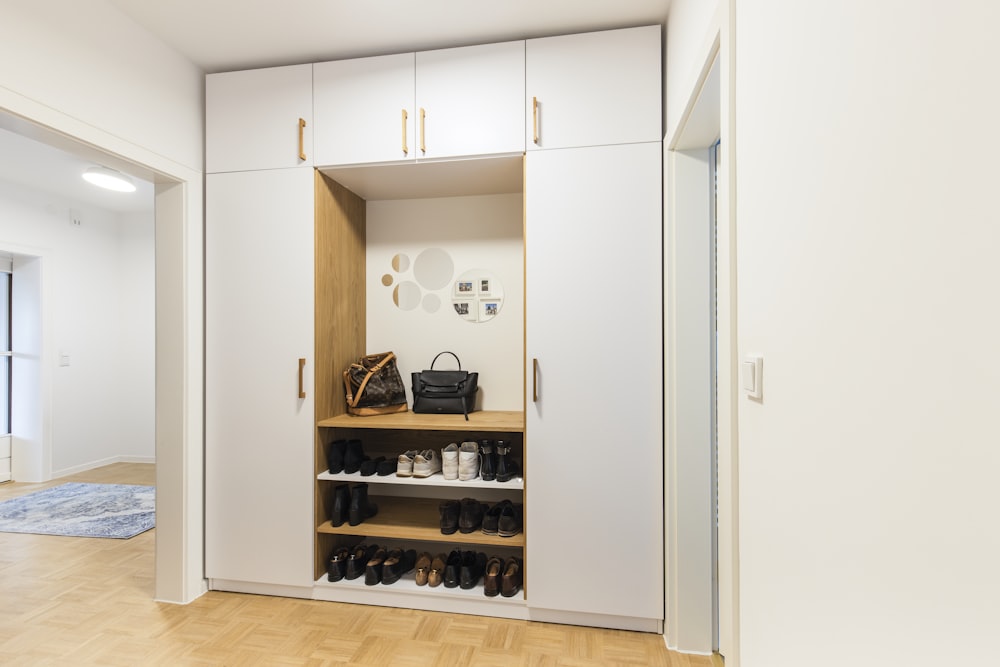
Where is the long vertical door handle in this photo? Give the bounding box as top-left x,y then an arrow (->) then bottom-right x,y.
532,97 -> 539,145
298,358 -> 306,399
401,109 -> 409,155
420,107 -> 426,154
298,118 -> 307,161
532,358 -> 539,402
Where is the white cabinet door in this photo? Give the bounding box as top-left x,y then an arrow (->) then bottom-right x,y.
526,26 -> 661,150
525,142 -> 663,621
206,64 -> 313,173
205,168 -> 315,587
416,41 -> 525,159
314,53 -> 415,166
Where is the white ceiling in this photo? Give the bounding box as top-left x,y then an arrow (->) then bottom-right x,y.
109,0 -> 670,73
0,1 -> 669,217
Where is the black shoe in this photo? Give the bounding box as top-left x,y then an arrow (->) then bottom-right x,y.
344,439 -> 367,474
327,547 -> 349,582
439,499 -> 460,535
479,439 -> 496,481
345,543 -> 378,580
330,483 -> 351,527
497,502 -> 523,538
381,548 -> 417,585
327,439 -> 347,474
481,500 -> 512,536
365,548 -> 387,585
443,549 -> 463,588
460,551 -> 488,590
458,497 -> 487,534
359,456 -> 385,477
349,483 -> 379,526
376,458 -> 397,476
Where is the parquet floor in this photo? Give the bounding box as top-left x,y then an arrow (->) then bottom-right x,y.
0,463 -> 720,666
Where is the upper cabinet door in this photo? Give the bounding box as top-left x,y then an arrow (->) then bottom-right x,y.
206,64 -> 313,173
314,53 -> 416,167
526,26 -> 661,150
416,41 -> 525,160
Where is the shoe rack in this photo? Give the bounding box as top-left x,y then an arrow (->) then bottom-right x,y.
312,172 -> 527,616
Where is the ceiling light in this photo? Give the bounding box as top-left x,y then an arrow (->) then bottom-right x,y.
82,166 -> 136,193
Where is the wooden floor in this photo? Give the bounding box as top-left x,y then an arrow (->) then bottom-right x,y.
0,463 -> 721,666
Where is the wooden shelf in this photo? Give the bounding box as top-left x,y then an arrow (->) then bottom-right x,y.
318,410 -> 524,432
316,497 -> 525,547
318,469 -> 524,491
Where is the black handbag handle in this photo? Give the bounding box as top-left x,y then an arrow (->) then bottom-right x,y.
430,351 -> 462,370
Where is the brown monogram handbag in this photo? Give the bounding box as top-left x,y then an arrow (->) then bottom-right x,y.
342,352 -> 408,416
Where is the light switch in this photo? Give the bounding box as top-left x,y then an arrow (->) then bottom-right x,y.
742,355 -> 762,400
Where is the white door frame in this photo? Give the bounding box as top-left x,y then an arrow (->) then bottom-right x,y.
0,92 -> 206,605
664,1 -> 739,663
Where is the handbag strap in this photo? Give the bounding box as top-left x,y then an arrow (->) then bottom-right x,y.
430,351 -> 461,370
346,352 -> 396,408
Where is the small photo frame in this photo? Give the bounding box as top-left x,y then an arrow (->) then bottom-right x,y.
454,280 -> 476,297
479,278 -> 492,297
480,300 -> 500,321
453,299 -> 477,322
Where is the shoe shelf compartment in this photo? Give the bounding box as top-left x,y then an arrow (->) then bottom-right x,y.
316,496 -> 525,547
317,410 -> 524,432
317,469 -> 524,490
314,572 -> 525,602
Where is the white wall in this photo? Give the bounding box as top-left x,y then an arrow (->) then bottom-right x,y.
366,193 -> 524,410
664,0 -> 720,141
0,180 -> 154,477
735,2 -> 1000,665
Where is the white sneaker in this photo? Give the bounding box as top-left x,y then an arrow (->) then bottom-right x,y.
413,450 -> 442,478
458,441 -> 480,481
441,443 -> 459,480
397,449 -> 419,477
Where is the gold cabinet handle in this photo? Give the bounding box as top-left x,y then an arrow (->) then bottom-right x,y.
298,118 -> 307,161
532,358 -> 539,402
532,97 -> 539,145
401,109 -> 409,155
298,358 -> 306,399
420,107 -> 426,154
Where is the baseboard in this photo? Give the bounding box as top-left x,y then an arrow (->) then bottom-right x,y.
52,455 -> 155,479
528,607 -> 662,633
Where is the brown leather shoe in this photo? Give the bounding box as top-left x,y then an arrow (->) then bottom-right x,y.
427,553 -> 447,587
483,555 -> 504,597
414,552 -> 433,586
501,556 -> 522,597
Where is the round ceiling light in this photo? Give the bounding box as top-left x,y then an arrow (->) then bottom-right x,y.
82,166 -> 136,193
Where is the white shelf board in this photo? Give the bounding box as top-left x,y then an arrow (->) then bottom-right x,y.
317,470 -> 524,491
314,572 -> 524,604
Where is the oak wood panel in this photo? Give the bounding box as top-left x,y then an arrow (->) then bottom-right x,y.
319,409 -> 525,432
316,496 -> 525,547
314,169 -> 367,579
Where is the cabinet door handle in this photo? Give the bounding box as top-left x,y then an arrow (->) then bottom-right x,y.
532,97 -> 539,145
401,109 -> 409,155
420,107 -> 426,154
298,358 -> 306,399
298,118 -> 307,161
532,358 -> 539,402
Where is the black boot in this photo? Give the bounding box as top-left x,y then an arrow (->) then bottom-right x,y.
479,439 -> 495,481
344,439 -> 367,474
349,483 -> 379,526
327,439 -> 347,474
330,483 -> 351,527
496,440 -> 517,483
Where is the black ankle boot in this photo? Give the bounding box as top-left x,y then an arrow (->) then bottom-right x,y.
327,439 -> 347,474
479,439 -> 495,481
330,483 -> 351,527
344,439 -> 367,474
495,440 -> 516,482
349,483 -> 379,526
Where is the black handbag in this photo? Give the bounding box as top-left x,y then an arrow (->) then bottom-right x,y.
342,352 -> 408,416
411,351 -> 479,420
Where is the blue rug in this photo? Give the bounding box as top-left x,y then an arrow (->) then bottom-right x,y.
0,482 -> 155,539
